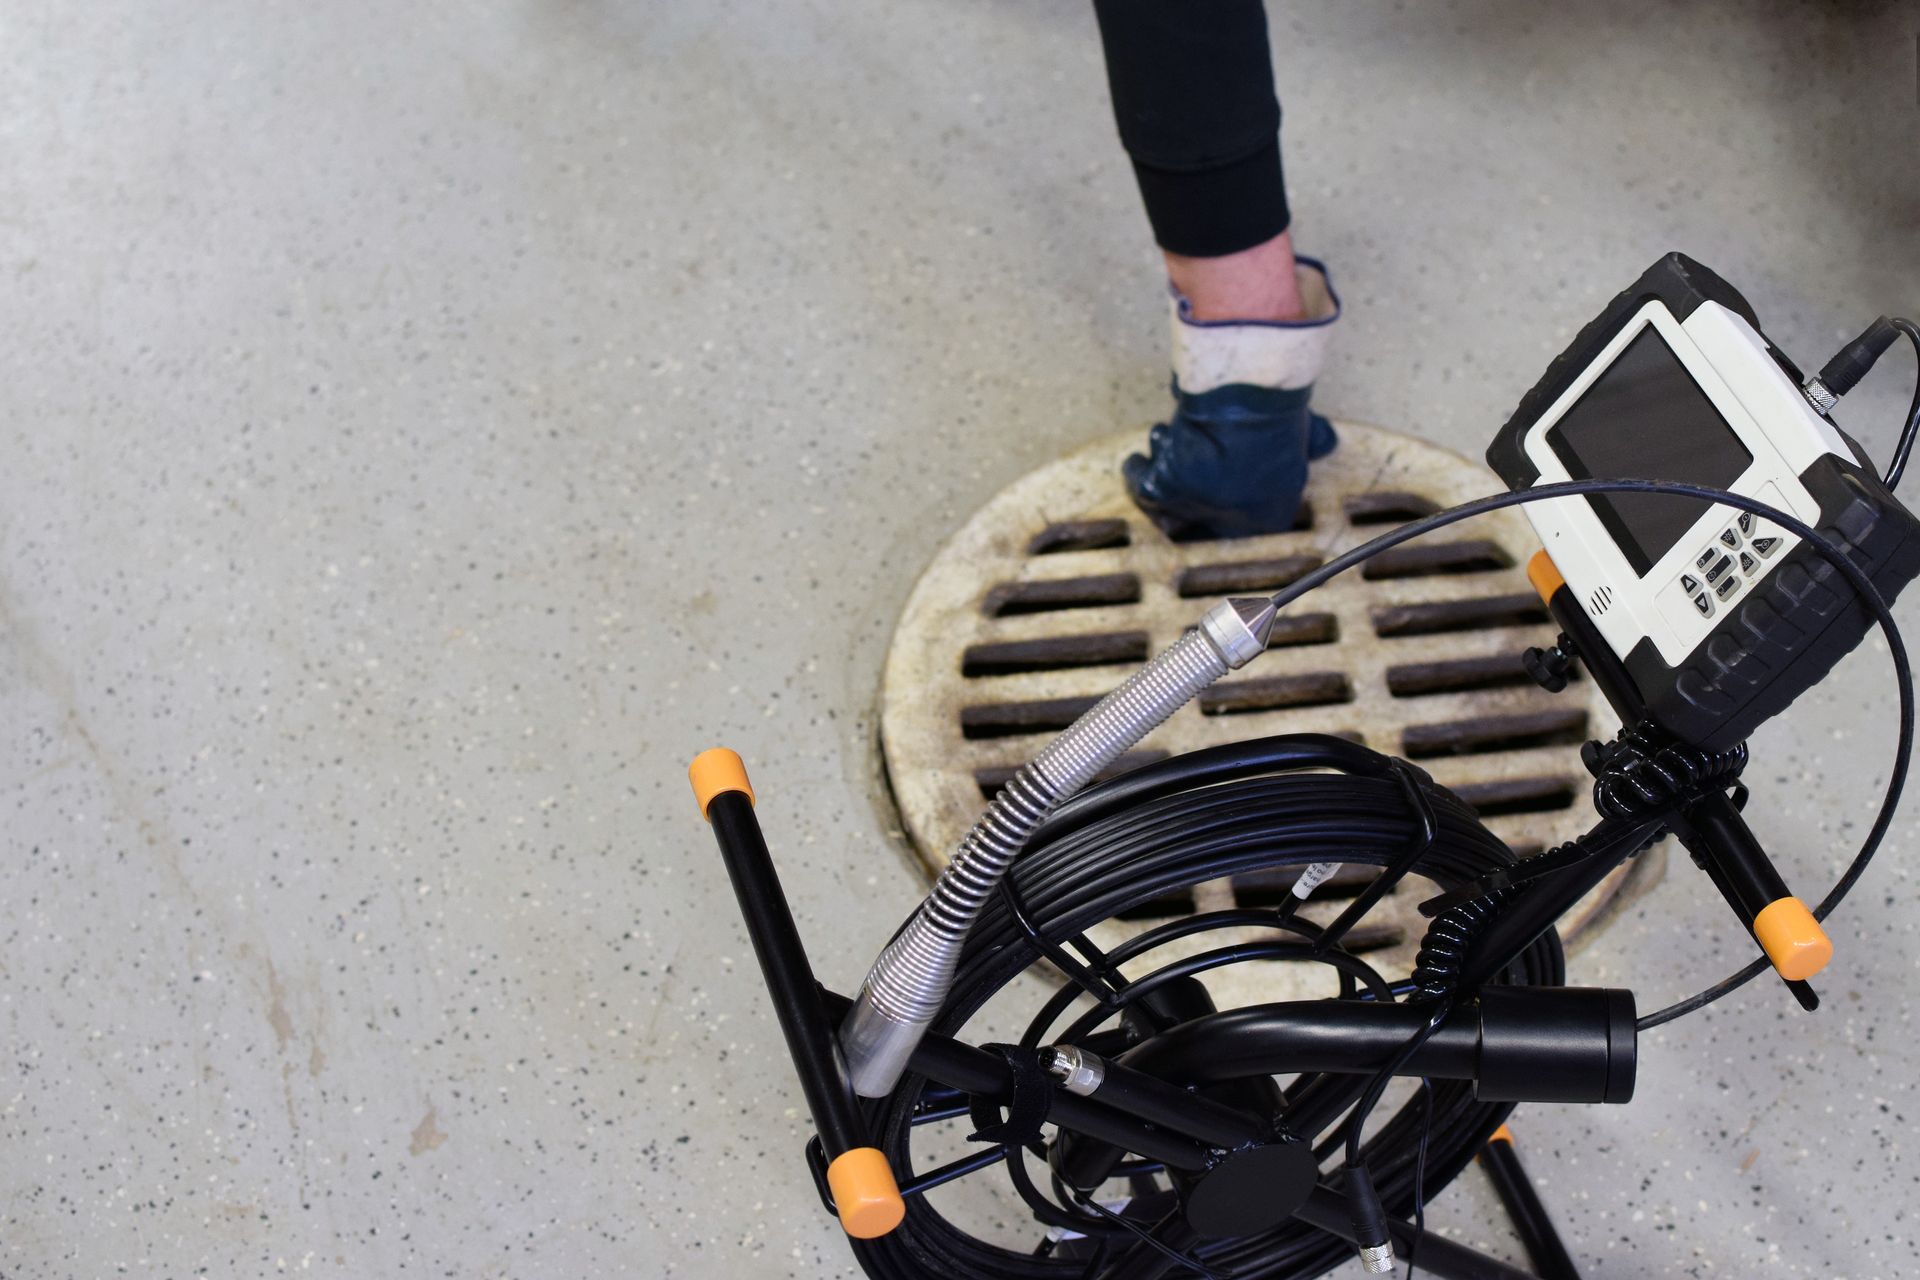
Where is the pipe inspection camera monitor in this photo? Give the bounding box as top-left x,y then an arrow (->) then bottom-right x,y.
1488,253 -> 1920,749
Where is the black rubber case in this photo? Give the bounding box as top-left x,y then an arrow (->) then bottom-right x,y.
1487,252 -> 1920,749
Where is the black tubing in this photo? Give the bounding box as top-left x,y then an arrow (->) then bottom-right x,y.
850,737 -> 1563,1280
1116,986 -> 1633,1106
1480,1135 -> 1581,1280
706,791 -> 870,1160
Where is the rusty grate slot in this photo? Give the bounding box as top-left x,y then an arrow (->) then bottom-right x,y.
1385,652 -> 1538,697
1189,613 -> 1339,648
1371,593 -> 1549,638
962,630 -> 1152,677
1169,500 -> 1314,544
1175,553 -> 1324,598
960,694 -> 1103,739
1344,491 -> 1441,525
1199,672 -> 1354,716
972,750 -> 1169,800
1266,612 -> 1340,647
983,572 -> 1142,618
1115,887 -> 1197,921
1029,518 -> 1131,555
1451,775 -> 1580,818
1360,539 -> 1512,581
1402,708 -> 1590,759
1332,922 -> 1404,953
1231,864 -> 1379,906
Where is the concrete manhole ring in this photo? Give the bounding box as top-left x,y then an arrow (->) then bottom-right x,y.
880,423 -> 1664,1005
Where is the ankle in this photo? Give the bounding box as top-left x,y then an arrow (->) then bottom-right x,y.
1164,229 -> 1305,323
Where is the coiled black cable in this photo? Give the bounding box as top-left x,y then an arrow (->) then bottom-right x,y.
1408,888 -> 1514,1001
851,737 -> 1562,1280
849,476 -> 1912,1276
1590,725 -> 1749,822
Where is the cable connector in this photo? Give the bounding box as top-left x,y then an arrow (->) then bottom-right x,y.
1039,1044 -> 1106,1096
1802,376 -> 1837,416
1809,316 -> 1900,409
1344,1164 -> 1395,1273
1199,597 -> 1278,668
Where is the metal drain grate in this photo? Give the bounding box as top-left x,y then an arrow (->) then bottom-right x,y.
879,423 -> 1663,1001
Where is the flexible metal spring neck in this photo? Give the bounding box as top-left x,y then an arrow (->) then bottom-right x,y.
841,598 -> 1277,1097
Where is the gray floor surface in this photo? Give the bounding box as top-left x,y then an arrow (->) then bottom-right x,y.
3,1 -> 1918,1276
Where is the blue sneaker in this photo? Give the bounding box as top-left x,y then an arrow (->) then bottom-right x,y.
1123,257 -> 1341,539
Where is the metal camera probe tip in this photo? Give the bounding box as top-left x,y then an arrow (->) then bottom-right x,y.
839,597 -> 1277,1098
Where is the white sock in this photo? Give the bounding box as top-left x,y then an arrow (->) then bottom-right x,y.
1169,257 -> 1341,395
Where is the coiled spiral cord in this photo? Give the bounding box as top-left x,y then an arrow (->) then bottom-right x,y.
1407,887 -> 1515,1002
1591,723 -> 1749,822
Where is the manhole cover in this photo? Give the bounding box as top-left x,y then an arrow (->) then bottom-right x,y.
880,423 -> 1662,1001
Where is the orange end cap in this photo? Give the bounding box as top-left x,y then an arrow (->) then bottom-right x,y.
1526,550 -> 1566,605
688,747 -> 754,820
1753,896 -> 1833,982
1488,1124 -> 1515,1146
826,1147 -> 906,1239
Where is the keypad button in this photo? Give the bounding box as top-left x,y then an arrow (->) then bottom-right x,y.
1693,591 -> 1714,617
1715,573 -> 1739,600
1738,512 -> 1754,535
1696,546 -> 1718,571
1739,551 -> 1758,575
1680,573 -> 1702,594
1705,554 -> 1734,584
1752,536 -> 1780,557
1719,527 -> 1741,549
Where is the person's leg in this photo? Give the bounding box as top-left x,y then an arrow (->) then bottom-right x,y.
1165,229 -> 1303,324
1093,0 -> 1340,539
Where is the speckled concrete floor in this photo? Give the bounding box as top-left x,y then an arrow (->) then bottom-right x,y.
2,1 -> 1917,1276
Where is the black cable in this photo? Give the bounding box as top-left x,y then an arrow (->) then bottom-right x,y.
1342,1006 -> 1448,1168
1070,1198 -> 1224,1280
854,748 -> 1547,1280
853,479 -> 1913,1277
1879,317 -> 1920,489
1256,477 -> 1913,1031
1407,1078 -> 1435,1280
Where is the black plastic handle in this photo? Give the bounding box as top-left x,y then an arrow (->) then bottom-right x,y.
1528,554 -> 1831,1003
1674,789 -> 1831,1001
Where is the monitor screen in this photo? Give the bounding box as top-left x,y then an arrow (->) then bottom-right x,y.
1544,326 -> 1753,576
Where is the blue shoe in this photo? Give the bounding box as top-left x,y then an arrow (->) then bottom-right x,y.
1123,257 -> 1341,540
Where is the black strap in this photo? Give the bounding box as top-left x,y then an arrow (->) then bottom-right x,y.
967,1043 -> 1055,1147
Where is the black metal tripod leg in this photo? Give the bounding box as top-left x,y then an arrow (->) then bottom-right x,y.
692,748 -> 907,1239
1479,1127 -> 1579,1280
1294,1186 -> 1541,1280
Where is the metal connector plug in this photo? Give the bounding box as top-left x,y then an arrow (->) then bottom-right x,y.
1199,597 -> 1279,668
1040,1044 -> 1107,1096
1345,1164 -> 1396,1274
1356,1240 -> 1396,1273
1803,375 -> 1838,416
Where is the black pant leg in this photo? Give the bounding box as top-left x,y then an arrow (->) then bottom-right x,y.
1092,0 -> 1291,257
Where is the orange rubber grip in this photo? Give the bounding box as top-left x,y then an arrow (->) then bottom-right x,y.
688,747 -> 755,819
1752,896 -> 1833,982
826,1147 -> 906,1239
1526,550 -> 1566,605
